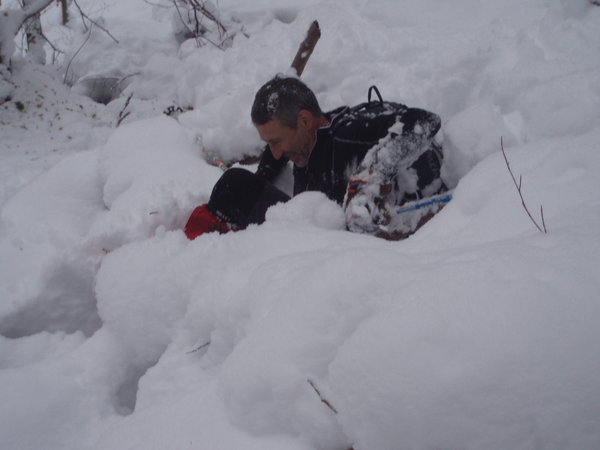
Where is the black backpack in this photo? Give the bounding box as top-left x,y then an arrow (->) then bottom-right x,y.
330,86 -> 440,147
331,86 -> 444,194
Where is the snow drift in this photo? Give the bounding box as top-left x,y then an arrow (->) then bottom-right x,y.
1,0 -> 600,449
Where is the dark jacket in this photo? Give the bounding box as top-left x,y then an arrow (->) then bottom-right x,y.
255,103 -> 444,205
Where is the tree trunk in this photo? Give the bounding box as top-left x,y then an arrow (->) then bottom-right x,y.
59,0 -> 69,25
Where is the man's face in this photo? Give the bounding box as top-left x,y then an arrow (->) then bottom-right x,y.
255,115 -> 315,168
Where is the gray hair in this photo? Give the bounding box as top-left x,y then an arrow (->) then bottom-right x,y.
251,75 -> 323,128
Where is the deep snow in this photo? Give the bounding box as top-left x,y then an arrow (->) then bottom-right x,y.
1,0 -> 600,449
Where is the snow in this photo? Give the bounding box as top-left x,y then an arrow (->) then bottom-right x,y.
1,0 -> 600,449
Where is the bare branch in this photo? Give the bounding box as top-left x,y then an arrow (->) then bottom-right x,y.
142,0 -> 171,8
21,0 -> 54,23
116,72 -> 140,89
500,137 -> 547,233
72,0 -> 88,31
307,378 -> 338,415
172,0 -> 230,50
191,0 -> 227,37
186,341 -> 210,354
116,92 -> 133,127
40,28 -> 64,56
173,1 -> 194,36
63,24 -> 92,84
72,0 -> 119,44
540,205 -> 547,233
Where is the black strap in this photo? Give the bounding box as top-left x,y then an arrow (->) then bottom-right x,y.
368,85 -> 383,105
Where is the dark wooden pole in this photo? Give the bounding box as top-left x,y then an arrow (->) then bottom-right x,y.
290,20 -> 321,77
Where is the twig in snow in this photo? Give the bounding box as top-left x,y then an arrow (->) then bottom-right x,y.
186,341 -> 210,354
500,137 -> 547,233
63,23 -> 92,85
194,0 -> 227,36
116,93 -> 133,127
307,378 -> 338,414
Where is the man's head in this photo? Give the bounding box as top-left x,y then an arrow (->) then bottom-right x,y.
251,76 -> 326,167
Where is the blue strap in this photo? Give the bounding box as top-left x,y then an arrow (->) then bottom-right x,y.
396,192 -> 453,214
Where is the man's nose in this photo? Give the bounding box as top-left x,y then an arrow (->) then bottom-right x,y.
270,145 -> 284,160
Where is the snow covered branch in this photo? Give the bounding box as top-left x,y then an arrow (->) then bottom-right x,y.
0,0 -> 53,65
500,137 -> 547,233
22,0 -> 53,20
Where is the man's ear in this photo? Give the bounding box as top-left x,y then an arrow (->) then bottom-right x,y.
297,110 -> 313,129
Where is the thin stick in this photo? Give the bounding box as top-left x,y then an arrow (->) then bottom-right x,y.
116,93 -> 133,127
63,24 -> 92,84
72,0 -> 119,43
172,0 -> 228,50
307,378 -> 338,414
500,137 -> 547,233
39,29 -> 64,56
189,0 -> 227,37
186,341 -> 210,354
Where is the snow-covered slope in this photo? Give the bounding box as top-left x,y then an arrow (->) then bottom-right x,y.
1,1 -> 599,449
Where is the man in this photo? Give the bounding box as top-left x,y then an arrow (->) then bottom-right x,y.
185,75 -> 447,239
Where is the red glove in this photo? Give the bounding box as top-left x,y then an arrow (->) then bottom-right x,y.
184,204 -> 230,240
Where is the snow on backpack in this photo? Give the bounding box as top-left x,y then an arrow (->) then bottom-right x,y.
334,85 -> 441,144
341,86 -> 450,240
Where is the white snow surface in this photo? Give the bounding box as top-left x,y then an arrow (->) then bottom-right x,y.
1,0 -> 600,449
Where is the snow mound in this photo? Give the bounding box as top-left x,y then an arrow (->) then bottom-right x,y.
1,1 -> 600,449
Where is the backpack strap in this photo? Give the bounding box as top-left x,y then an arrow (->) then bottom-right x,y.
368,85 -> 384,106
327,86 -> 410,138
